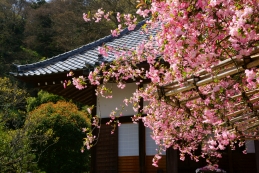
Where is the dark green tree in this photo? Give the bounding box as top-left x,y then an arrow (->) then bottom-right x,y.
0,77 -> 28,129
30,0 -> 47,9
26,90 -> 65,112
23,0 -> 138,58
0,77 -> 37,173
0,0 -> 42,76
0,78 -> 47,173
0,0 -> 56,75
0,119 -> 45,173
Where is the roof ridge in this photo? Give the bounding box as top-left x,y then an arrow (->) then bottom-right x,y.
16,20 -> 147,72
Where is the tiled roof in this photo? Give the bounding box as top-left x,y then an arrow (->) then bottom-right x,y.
12,20 -> 157,77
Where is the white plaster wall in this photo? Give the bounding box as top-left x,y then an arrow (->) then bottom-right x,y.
143,84 -> 149,114
97,83 -> 137,118
246,140 -> 255,153
118,123 -> 139,156
146,127 -> 166,155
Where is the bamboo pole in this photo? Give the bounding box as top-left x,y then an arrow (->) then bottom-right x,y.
163,57 -> 243,88
247,58 -> 259,69
243,120 -> 259,131
235,117 -> 258,127
164,52 -> 259,97
231,89 -> 259,100
179,89 -> 259,105
226,105 -> 259,118
251,54 -> 259,59
165,57 -> 259,97
165,66 -> 244,96
229,114 -> 252,123
231,96 -> 259,108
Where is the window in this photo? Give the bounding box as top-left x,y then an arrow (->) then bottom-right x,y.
118,123 -> 139,156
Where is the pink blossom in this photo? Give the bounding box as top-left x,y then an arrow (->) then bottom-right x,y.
63,80 -> 67,88
128,24 -> 136,31
98,46 -> 108,57
72,76 -> 86,90
94,8 -> 105,22
111,29 -> 120,37
83,13 -> 91,22
104,12 -> 110,21
87,108 -> 92,114
116,12 -> 121,22
136,8 -> 150,18
245,69 -> 256,83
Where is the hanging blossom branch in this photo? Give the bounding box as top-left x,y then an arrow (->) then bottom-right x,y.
66,0 -> 259,168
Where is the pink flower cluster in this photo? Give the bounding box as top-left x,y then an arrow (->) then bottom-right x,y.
245,69 -> 259,89
76,0 -> 259,167
72,76 -> 86,90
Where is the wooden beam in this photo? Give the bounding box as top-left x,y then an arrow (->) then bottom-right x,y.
165,67 -> 244,96
139,120 -> 146,173
166,147 -> 178,173
165,57 -> 259,97
91,86 -> 97,173
228,146 -> 233,173
164,57 -> 244,88
138,84 -> 146,173
229,105 -> 259,118
232,95 -> 259,108
247,58 -> 259,69
179,88 -> 259,106
231,89 -> 259,100
255,140 -> 259,173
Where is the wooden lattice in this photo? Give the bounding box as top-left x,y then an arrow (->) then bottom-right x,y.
158,49 -> 259,140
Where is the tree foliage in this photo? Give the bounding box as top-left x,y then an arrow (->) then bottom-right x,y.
26,90 -> 65,112
26,101 -> 91,173
0,0 -> 137,77
0,120 -> 44,173
0,86 -> 91,173
24,0 -> 137,57
0,77 -> 28,129
0,77 -> 43,172
0,0 -> 42,76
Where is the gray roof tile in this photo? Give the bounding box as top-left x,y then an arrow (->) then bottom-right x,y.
13,20 -> 157,76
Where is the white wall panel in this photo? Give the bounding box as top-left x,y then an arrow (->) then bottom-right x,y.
143,84 -> 149,114
246,140 -> 255,153
97,83 -> 137,118
118,123 -> 139,156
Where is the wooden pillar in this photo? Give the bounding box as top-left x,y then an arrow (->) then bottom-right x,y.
138,84 -> 146,173
139,120 -> 146,173
255,140 -> 259,173
90,140 -> 97,173
166,147 -> 178,173
227,146 -> 233,173
91,87 -> 97,173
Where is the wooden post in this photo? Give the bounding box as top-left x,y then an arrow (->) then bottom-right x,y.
166,147 -> 178,173
139,120 -> 146,173
255,140 -> 259,173
138,84 -> 146,173
90,141 -> 97,173
228,146 -> 233,173
91,87 -> 97,173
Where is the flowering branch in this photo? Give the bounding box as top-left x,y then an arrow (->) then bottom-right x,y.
67,0 -> 259,167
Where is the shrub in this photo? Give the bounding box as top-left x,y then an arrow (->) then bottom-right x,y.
26,101 -> 91,173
